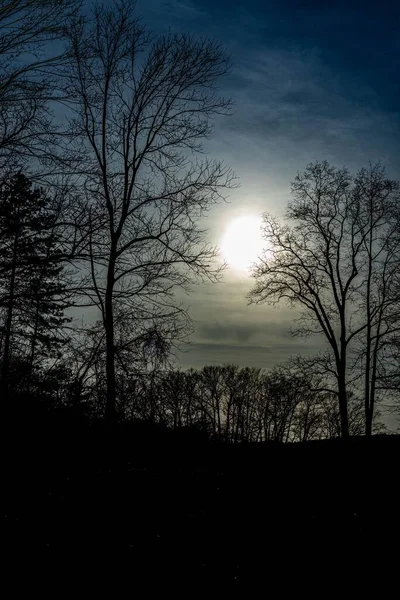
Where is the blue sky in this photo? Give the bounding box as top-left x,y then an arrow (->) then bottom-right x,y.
127,0 -> 400,371
88,0 -> 400,403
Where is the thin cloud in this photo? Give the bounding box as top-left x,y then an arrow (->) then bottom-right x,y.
178,341 -> 325,369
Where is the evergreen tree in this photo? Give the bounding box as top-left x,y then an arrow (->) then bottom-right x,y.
0,173 -> 70,395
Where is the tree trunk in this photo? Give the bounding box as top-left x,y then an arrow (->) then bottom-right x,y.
364,315 -> 372,436
338,377 -> 349,438
365,407 -> 373,437
338,317 -> 349,438
104,257 -> 117,421
366,341 -> 379,437
28,299 -> 41,386
364,347 -> 372,436
364,220 -> 373,436
1,230 -> 19,393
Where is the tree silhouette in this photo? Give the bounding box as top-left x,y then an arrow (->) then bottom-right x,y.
107,363 -> 384,442
0,0 -> 80,168
61,0 -> 235,419
249,161 -> 400,437
0,173 -> 70,395
352,165 -> 400,434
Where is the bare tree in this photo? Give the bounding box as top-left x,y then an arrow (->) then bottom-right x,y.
0,0 -> 81,168
108,362 -> 385,441
351,165 -> 400,434
259,368 -> 302,442
62,1 -> 235,418
249,161 -> 400,437
287,354 -> 387,437
200,366 -> 226,438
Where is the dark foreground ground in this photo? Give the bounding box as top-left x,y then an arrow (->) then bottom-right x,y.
4,410 -> 399,584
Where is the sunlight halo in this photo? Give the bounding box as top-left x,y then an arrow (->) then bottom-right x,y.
221,215 -> 265,273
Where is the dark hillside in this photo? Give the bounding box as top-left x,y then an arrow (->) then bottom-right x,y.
4,405 -> 399,581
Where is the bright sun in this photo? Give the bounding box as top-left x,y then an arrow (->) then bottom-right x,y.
221,215 -> 264,272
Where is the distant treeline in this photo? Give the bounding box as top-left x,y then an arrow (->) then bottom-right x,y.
112,365 -> 389,442
3,356 -> 387,442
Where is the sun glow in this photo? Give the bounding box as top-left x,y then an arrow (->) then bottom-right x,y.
221,215 -> 264,272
